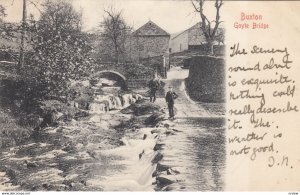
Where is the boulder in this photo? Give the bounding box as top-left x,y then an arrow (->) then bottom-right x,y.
25,160 -> 39,168
167,168 -> 180,175
156,163 -> 170,172
132,94 -> 143,100
165,130 -> 175,136
157,175 -> 175,186
161,183 -> 186,191
151,129 -> 160,134
145,112 -> 165,127
119,107 -> 133,114
121,99 -> 160,116
153,143 -> 165,151
151,152 -> 163,164
158,121 -> 175,129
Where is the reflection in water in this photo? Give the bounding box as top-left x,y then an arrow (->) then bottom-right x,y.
189,117 -> 225,191
160,117 -> 225,191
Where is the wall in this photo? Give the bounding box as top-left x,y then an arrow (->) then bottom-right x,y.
188,45 -> 225,56
140,55 -> 169,78
170,31 -> 189,53
188,23 -> 206,46
129,35 -> 170,63
186,56 -> 225,103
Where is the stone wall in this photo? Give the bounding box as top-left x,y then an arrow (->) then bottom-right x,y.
140,55 -> 169,78
129,35 -> 170,62
186,56 -> 225,103
188,45 -> 225,56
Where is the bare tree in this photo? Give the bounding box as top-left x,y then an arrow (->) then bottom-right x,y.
100,6 -> 132,63
18,0 -> 27,71
0,4 -> 20,63
191,0 -> 223,55
0,5 -> 7,22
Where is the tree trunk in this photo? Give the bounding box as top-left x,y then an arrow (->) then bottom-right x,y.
115,45 -> 119,63
18,0 -> 26,71
208,41 -> 214,56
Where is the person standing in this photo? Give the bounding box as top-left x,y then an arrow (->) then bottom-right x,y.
165,86 -> 178,119
148,76 -> 160,103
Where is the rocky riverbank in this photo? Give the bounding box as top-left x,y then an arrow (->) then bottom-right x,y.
0,71 -> 225,191
0,92 -> 164,191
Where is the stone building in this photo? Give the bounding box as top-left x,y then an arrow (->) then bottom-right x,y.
170,23 -> 206,53
170,22 -> 225,54
128,21 -> 170,77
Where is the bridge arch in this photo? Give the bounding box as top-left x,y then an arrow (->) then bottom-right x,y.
91,70 -> 127,89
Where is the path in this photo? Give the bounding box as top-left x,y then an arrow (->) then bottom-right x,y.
162,68 -> 210,118
155,68 -> 226,191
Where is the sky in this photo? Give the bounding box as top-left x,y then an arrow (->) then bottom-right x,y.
0,0 -> 221,34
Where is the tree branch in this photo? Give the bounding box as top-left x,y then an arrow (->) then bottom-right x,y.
212,0 -> 223,37
191,0 -> 200,12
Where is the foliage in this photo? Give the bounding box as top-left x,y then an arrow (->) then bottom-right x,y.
0,1 -> 94,149
0,109 -> 32,148
215,28 -> 225,45
0,4 -> 20,62
21,0 -> 94,101
0,79 -> 36,148
123,63 -> 153,79
0,5 -> 13,38
0,5 -> 6,21
186,55 -> 225,103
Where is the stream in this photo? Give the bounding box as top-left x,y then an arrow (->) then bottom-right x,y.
0,71 -> 226,191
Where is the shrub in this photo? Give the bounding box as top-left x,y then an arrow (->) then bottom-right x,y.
0,109 -> 32,148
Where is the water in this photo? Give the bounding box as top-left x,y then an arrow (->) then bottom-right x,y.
0,75 -> 226,191
85,76 -> 226,191
89,93 -> 142,113
92,127 -> 158,191
157,117 -> 226,191
88,112 -> 226,191
80,89 -> 157,190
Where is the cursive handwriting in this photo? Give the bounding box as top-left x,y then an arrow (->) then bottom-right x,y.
228,43 -> 297,168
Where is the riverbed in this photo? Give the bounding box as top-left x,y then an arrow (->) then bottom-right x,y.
0,69 -> 226,191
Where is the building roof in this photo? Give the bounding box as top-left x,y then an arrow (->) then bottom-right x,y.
171,22 -> 201,40
133,20 -> 170,36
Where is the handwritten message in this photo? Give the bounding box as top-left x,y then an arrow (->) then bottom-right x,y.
227,43 -> 298,168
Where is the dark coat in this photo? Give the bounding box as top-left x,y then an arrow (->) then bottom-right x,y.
148,79 -> 160,91
165,91 -> 178,105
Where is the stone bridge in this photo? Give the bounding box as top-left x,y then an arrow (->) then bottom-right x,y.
92,63 -> 153,89
91,69 -> 127,89
93,63 -> 126,77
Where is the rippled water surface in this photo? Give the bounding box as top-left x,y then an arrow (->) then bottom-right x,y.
157,117 -> 226,191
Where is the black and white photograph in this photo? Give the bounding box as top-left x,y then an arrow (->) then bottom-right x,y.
0,0 -> 225,191
0,0 -> 299,193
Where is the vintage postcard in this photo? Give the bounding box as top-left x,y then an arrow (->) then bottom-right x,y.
0,0 -> 299,192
